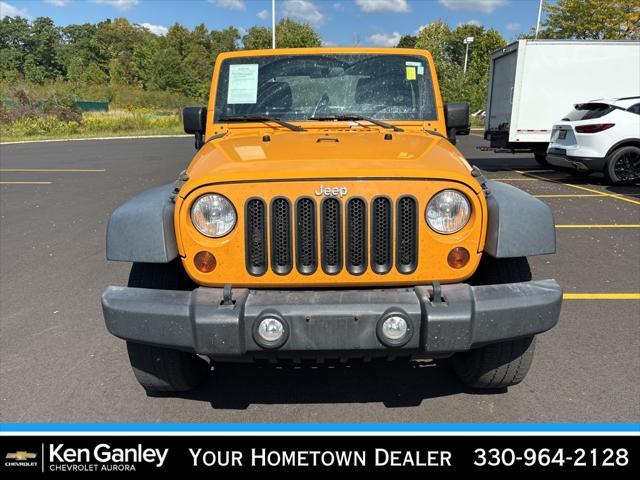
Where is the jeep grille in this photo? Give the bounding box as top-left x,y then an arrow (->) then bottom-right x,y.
245,196 -> 418,276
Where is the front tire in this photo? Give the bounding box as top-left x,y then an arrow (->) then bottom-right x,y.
454,256 -> 536,389
125,261 -> 209,393
452,336 -> 536,389
604,145 -> 640,185
126,342 -> 209,392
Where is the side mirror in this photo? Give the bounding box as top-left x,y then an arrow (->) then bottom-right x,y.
183,106 -> 207,149
444,102 -> 470,145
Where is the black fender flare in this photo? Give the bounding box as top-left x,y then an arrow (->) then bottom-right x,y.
483,180 -> 556,258
106,184 -> 178,263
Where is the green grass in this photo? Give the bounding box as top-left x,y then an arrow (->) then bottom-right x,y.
470,115 -> 485,129
1,110 -> 185,143
1,126 -> 185,143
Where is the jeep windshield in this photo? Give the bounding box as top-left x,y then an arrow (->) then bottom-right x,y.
213,54 -> 437,124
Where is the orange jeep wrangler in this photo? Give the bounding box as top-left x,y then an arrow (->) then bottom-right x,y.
102,48 -> 562,393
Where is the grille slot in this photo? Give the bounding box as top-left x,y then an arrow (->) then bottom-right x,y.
245,198 -> 267,276
346,198 -> 367,275
295,197 -> 318,274
321,198 -> 343,274
371,197 -> 392,274
270,197 -> 292,275
396,196 -> 418,274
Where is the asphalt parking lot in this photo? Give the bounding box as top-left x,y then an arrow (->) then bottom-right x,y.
1,133 -> 638,424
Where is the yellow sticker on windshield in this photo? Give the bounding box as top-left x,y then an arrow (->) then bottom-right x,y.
406,66 -> 416,80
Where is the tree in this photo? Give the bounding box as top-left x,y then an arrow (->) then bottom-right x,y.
414,20 -> 452,65
131,32 -> 159,88
0,16 -> 31,79
165,23 -> 190,57
0,15 -> 323,102
540,0 -> 640,39
29,17 -> 65,80
61,23 -> 98,62
148,47 -> 184,92
210,26 -> 240,55
396,34 -> 417,48
276,18 -> 322,48
0,16 -> 31,50
242,26 -> 272,50
414,21 -> 506,111
242,18 -> 321,49
61,23 -> 102,83
23,56 -> 46,84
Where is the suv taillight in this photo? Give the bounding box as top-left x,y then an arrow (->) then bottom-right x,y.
575,123 -> 615,133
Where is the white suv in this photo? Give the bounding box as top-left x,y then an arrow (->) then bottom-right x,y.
547,97 -> 640,184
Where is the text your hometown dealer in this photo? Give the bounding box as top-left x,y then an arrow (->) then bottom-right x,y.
190,448 -> 452,468
50,444 -> 168,468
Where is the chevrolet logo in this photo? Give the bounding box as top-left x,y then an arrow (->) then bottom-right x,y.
6,451 -> 37,461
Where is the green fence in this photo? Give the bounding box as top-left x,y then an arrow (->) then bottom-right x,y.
2,99 -> 109,112
73,101 -> 109,112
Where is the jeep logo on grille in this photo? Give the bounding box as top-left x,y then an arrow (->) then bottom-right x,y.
315,185 -> 348,197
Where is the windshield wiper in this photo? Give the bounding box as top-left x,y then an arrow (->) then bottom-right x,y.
308,114 -> 403,132
219,115 -> 305,132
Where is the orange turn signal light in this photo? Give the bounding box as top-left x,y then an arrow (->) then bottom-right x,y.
447,247 -> 470,269
194,251 -> 216,273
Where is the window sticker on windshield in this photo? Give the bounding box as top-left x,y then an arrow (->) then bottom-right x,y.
406,61 -> 424,75
227,64 -> 259,104
406,66 -> 417,80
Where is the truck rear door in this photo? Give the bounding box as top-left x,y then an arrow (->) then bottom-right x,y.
487,45 -> 518,134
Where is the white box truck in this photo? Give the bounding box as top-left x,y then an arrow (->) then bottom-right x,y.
484,40 -> 640,164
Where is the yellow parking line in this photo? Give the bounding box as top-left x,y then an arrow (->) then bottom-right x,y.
512,170 -> 640,205
0,168 -> 105,172
556,224 -> 640,228
564,293 -> 640,300
491,178 -> 539,181
536,193 -> 640,199
0,181 -> 52,184
535,194 -> 603,198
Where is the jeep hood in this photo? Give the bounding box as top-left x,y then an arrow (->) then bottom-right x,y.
182,130 -> 479,196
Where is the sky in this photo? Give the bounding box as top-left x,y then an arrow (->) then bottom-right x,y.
0,0 -> 547,46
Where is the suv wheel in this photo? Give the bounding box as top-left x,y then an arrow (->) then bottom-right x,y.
125,261 -> 209,393
605,145 -> 640,185
533,152 -> 548,166
452,256 -> 536,389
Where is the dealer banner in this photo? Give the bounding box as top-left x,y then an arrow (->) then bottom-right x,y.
0,435 -> 635,476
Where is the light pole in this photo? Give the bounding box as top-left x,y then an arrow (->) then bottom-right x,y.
272,0 -> 276,49
463,36 -> 474,74
535,0 -> 543,39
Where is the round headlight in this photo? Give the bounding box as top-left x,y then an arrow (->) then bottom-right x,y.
191,193 -> 236,238
426,190 -> 470,234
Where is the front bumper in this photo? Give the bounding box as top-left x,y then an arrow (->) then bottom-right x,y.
546,148 -> 606,172
102,280 -> 562,360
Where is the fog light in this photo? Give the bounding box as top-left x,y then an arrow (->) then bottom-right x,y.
258,317 -> 284,342
381,316 -> 408,341
447,247 -> 470,269
253,315 -> 289,349
194,251 -> 216,273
